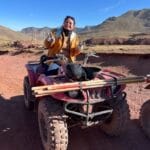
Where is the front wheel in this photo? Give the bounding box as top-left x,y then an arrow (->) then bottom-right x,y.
100,96 -> 130,136
140,100 -> 150,139
38,97 -> 68,150
23,76 -> 35,110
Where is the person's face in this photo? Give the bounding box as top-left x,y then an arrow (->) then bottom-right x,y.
63,18 -> 75,31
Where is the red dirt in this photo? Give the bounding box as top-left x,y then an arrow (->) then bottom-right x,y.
0,53 -> 149,150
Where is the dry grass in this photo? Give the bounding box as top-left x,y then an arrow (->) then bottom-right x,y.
0,44 -> 150,55
83,45 -> 150,54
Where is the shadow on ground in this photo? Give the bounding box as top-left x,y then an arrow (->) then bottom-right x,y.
68,119 -> 150,150
0,95 -> 42,150
0,95 -> 150,150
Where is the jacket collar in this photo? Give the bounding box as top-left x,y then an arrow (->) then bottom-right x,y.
56,28 -> 76,41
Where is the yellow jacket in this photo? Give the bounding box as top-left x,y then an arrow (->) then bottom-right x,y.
44,28 -> 80,62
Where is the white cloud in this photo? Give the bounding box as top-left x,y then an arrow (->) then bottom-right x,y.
100,0 -> 125,13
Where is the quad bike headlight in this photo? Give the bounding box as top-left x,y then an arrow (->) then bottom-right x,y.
67,90 -> 80,98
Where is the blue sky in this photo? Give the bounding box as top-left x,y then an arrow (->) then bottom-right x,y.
0,0 -> 150,31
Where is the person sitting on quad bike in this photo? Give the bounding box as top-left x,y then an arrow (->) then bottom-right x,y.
44,15 -> 82,63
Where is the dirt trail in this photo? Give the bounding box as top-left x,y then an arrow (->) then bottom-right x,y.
0,53 -> 149,150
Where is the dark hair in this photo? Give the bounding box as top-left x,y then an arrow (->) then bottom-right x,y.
64,16 -> 76,25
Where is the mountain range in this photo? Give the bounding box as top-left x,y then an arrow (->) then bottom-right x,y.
0,9 -> 150,43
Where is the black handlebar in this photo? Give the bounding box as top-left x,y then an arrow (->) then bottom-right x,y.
40,55 -> 58,64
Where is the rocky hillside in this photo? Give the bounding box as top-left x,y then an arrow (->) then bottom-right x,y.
21,9 -> 150,41
0,25 -> 29,44
79,9 -> 150,39
21,27 -> 51,41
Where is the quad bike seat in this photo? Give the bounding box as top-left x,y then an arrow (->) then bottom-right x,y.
66,63 -> 101,81
83,66 -> 101,80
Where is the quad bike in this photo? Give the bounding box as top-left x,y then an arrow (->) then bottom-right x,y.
23,52 -> 149,150
139,82 -> 150,139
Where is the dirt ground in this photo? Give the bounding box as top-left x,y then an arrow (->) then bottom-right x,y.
0,52 -> 150,150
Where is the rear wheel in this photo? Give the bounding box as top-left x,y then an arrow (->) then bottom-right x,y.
100,95 -> 130,136
38,97 -> 68,150
140,100 -> 150,139
23,76 -> 35,110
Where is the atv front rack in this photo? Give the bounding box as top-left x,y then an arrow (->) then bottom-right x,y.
32,75 -> 150,97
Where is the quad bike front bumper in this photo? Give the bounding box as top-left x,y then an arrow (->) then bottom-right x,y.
64,92 -> 126,127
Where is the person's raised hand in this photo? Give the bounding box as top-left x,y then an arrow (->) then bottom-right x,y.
47,32 -> 55,43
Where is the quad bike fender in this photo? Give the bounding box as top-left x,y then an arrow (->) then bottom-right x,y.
25,63 -> 39,86
27,71 -> 38,86
99,69 -> 125,79
36,74 -> 53,85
